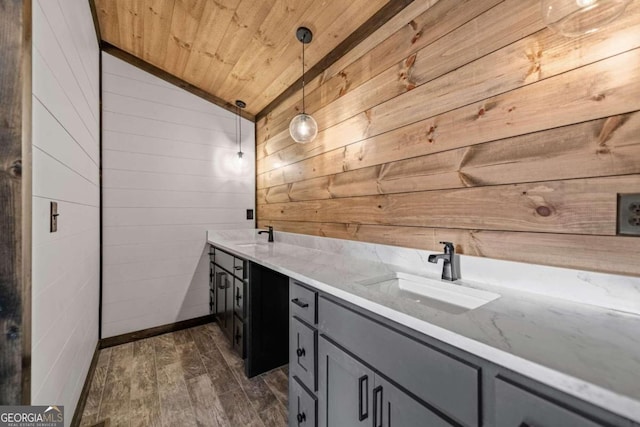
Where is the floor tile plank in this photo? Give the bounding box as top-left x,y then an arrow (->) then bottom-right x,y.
262,368 -> 289,407
186,374 -> 231,427
218,387 -> 264,427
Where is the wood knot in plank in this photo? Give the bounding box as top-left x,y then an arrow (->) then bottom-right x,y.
411,30 -> 423,44
338,71 -> 350,97
591,93 -> 606,102
171,36 -> 191,49
9,159 -> 21,178
535,205 -> 552,217
597,114 -> 626,147
427,125 -> 437,143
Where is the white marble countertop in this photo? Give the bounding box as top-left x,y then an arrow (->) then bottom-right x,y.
207,230 -> 640,422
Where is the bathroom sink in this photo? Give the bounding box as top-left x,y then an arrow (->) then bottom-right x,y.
357,272 -> 500,314
235,241 -> 268,248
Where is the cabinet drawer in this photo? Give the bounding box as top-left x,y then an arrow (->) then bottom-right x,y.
319,297 -> 480,427
291,280 -> 317,325
291,317 -> 317,392
495,377 -> 604,427
290,376 -> 317,427
215,249 -> 235,275
233,314 -> 245,358
233,277 -> 245,318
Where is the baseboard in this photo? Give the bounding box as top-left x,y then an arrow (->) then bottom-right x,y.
99,315 -> 216,349
70,341 -> 100,427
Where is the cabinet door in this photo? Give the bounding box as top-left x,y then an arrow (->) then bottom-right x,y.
209,262 -> 215,314
214,270 -> 227,325
373,376 -> 453,427
223,272 -> 234,339
318,336 -> 374,427
234,277 -> 245,318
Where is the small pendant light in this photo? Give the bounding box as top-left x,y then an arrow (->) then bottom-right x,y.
541,0 -> 631,37
236,100 -> 246,165
289,27 -> 318,144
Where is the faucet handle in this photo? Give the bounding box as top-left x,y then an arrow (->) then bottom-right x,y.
439,241 -> 455,253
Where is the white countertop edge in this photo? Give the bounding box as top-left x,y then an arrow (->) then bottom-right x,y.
209,237 -> 640,422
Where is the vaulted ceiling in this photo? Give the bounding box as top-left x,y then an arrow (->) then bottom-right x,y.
93,0 -> 392,117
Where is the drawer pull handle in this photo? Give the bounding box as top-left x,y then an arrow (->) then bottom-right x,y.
358,375 -> 368,421
373,386 -> 383,427
235,328 -> 242,344
234,265 -> 243,270
296,348 -> 306,357
291,298 -> 309,308
519,423 -> 533,427
235,288 -> 242,303
296,412 -> 306,424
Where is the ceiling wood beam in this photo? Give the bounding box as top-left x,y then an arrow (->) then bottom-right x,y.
256,0 -> 415,121
101,42 -> 256,122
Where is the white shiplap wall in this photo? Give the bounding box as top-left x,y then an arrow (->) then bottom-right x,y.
31,0 -> 100,422
102,53 -> 255,338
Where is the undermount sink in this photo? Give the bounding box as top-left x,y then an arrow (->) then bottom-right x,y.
235,241 -> 268,248
357,272 -> 500,314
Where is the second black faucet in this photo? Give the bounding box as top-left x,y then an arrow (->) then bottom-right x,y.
258,226 -> 274,242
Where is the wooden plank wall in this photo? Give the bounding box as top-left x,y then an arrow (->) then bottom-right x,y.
0,0 -> 31,405
256,0 -> 640,276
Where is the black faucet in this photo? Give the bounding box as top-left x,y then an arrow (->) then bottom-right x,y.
428,241 -> 459,281
258,226 -> 274,242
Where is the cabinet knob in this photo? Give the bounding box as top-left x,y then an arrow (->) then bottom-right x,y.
296,412 -> 306,424
296,348 -> 306,357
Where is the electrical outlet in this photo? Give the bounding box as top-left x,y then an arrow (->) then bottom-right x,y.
618,194 -> 640,236
246,209 -> 254,220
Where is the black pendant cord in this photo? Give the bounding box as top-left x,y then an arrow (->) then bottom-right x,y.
238,104 -> 242,154
301,39 -> 306,114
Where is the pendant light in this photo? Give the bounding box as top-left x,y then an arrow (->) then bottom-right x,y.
289,27 -> 318,144
235,100 -> 246,165
541,0 -> 631,37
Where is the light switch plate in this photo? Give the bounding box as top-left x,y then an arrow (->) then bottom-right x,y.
246,209 -> 254,220
50,201 -> 59,233
618,193 -> 640,236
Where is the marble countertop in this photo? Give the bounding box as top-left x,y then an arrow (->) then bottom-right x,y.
207,230 -> 640,422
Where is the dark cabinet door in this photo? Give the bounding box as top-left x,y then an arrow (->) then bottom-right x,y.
373,375 -> 452,427
215,270 -> 233,339
318,336 -> 374,427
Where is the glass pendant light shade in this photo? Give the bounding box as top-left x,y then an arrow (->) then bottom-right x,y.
289,113 -> 318,144
541,0 -> 631,37
290,27 -> 317,144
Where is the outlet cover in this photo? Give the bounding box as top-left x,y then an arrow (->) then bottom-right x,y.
246,209 -> 254,220
618,193 -> 640,236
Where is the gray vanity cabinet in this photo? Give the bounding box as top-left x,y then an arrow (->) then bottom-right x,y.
287,279 -> 638,427
209,247 -> 245,355
318,336 -> 451,427
494,377 -> 604,427
318,336 -> 374,427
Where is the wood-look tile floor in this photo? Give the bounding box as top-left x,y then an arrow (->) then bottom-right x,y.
80,323 -> 289,427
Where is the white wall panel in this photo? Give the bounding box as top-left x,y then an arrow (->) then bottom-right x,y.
31,1 -> 100,422
102,51 -> 255,337
102,223 -> 248,246
103,188 -> 253,209
102,169 -> 253,193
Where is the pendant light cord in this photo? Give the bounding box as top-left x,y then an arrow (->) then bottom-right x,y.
301,38 -> 306,114
238,104 -> 242,153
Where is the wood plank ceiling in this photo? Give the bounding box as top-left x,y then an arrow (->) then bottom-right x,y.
93,0 -> 391,117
